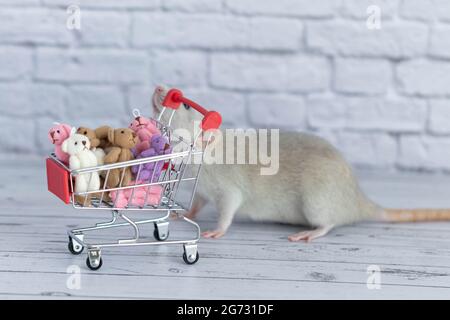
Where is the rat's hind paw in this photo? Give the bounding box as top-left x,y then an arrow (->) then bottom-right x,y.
288,225 -> 333,242
202,230 -> 226,239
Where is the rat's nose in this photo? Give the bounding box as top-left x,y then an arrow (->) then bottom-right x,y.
50,131 -> 55,138
82,140 -> 87,146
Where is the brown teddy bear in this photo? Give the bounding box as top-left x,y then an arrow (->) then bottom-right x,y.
76,126 -> 107,165
103,128 -> 138,189
95,125 -> 114,150
77,127 -> 100,148
76,126 -> 109,202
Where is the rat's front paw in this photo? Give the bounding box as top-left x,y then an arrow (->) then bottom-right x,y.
202,230 -> 225,239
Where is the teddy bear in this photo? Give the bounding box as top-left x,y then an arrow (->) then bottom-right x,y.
61,128 -> 101,206
131,134 -> 172,182
103,128 -> 138,189
76,126 -> 106,165
48,122 -> 72,164
95,125 -> 115,151
109,181 -> 163,208
129,114 -> 160,155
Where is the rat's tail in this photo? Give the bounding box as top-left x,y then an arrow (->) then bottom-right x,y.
379,208 -> 450,222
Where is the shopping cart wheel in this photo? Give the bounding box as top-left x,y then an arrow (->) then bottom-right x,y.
68,236 -> 84,255
154,222 -> 169,241
86,249 -> 103,271
183,244 -> 199,265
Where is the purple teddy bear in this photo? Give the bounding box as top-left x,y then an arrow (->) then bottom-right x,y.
131,134 -> 172,182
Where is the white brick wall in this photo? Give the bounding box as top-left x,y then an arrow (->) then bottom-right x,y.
1,0 -> 449,174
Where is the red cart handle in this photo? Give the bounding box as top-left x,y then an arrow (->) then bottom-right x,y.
162,88 -> 222,131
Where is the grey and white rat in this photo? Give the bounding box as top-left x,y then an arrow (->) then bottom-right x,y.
152,86 -> 450,241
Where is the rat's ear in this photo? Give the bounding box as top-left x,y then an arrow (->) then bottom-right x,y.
108,128 -> 115,144
61,140 -> 68,153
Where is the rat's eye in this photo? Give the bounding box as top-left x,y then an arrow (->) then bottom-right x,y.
84,131 -> 87,134
74,142 -> 78,145
121,130 -> 125,134
183,103 -> 190,110
56,130 -> 60,133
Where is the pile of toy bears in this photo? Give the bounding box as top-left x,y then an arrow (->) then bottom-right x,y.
48,112 -> 171,208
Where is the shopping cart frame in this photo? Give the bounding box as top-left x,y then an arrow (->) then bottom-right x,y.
47,88 -> 222,270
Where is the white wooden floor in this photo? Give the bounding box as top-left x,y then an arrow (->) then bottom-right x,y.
1,157 -> 450,299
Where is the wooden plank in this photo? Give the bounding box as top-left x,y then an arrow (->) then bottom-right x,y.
0,271 -> 449,299
1,251 -> 450,289
1,159 -> 450,299
2,230 -> 450,274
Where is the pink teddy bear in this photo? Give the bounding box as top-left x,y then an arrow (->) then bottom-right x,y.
109,181 -> 163,208
48,122 -> 72,164
129,110 -> 161,155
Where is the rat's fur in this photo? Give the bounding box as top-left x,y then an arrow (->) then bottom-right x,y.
152,86 -> 450,241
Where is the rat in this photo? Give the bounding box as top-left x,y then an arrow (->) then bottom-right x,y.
152,86 -> 450,241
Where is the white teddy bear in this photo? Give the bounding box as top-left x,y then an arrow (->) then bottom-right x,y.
62,128 -> 100,206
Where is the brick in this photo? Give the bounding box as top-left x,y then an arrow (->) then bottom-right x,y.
162,0 -> 222,12
399,0 -> 450,22
398,135 -> 450,170
0,84 -> 66,117
67,85 -> 125,120
42,0 -> 160,9
132,13 -> 302,51
308,96 -> 427,132
397,59 -> 450,96
340,0 -> 399,19
306,21 -> 428,58
225,0 -> 338,18
435,0 -> 450,22
0,116 -> 36,153
286,56 -> 329,93
0,8 -> 71,45
36,49 -> 148,84
210,53 -> 286,91
399,0 -> 436,21
132,13 -> 243,49
248,94 -> 306,129
0,48 -> 33,80
334,132 -> 397,168
152,51 -> 207,87
429,99 -> 450,134
77,11 -> 130,47
429,25 -> 450,58
0,0 -> 39,5
247,17 -> 303,51
334,58 -> 391,95
210,53 -> 329,92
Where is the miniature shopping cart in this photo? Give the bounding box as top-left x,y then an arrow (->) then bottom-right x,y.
46,88 -> 222,270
